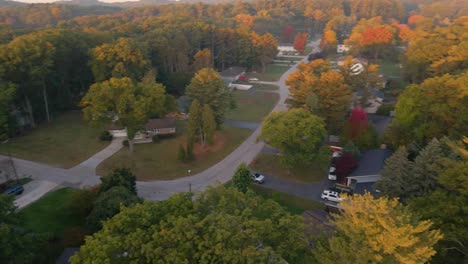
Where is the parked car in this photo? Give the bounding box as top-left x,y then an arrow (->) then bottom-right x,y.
328,167 -> 337,180
4,185 -> 24,196
332,151 -> 342,158
249,78 -> 259,82
330,183 -> 354,195
321,190 -> 344,202
252,173 -> 265,184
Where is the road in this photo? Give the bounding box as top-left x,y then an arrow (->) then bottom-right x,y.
3,39 -> 322,202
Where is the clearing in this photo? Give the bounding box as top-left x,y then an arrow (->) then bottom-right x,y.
246,64 -> 290,82
0,112 -> 109,168
226,90 -> 279,122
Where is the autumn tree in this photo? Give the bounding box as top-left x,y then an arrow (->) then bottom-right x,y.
388,73 -> 468,145
286,59 -> 353,131
192,48 -> 213,72
313,193 -> 443,264
320,29 -> 337,51
187,99 -> 202,143
80,77 -> 168,152
231,163 -> 251,193
259,109 -> 326,166
201,104 -> 216,145
186,68 -> 233,126
90,37 -> 149,82
252,32 -> 278,73
293,32 -> 308,54
71,186 -> 312,263
281,25 -> 296,43
350,0 -> 404,21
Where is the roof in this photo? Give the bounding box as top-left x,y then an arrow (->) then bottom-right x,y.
368,114 -> 393,138
219,67 -> 246,77
108,122 -> 124,131
350,149 -> 393,177
145,118 -> 176,130
353,182 -> 381,196
55,247 -> 79,264
355,89 -> 385,99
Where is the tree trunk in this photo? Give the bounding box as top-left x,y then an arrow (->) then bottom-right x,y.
42,81 -> 50,123
261,60 -> 266,73
128,138 -> 134,153
25,96 -> 35,128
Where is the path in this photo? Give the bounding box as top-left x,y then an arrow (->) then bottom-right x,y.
4,39 -> 322,202
260,174 -> 332,202
14,180 -> 59,209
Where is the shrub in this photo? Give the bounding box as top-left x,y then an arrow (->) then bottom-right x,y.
100,168 -> 137,195
99,131 -> 113,141
152,135 -> 159,143
69,189 -> 98,218
376,103 -> 394,116
122,140 -> 129,147
178,144 -> 186,162
62,227 -> 88,247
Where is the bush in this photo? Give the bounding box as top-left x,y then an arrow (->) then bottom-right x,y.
99,131 -> 113,141
122,140 -> 129,147
376,103 -> 394,116
152,135 -> 159,143
100,168 -> 137,195
69,189 -> 98,218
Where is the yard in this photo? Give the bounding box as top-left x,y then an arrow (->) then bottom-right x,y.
378,59 -> 402,78
97,125 -> 252,181
250,153 -> 326,183
246,64 -> 290,82
252,185 -> 325,214
226,90 -> 279,122
0,112 -> 109,168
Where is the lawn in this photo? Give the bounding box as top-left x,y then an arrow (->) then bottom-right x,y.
246,64 -> 290,82
226,90 -> 279,122
250,153 -> 326,183
378,60 -> 402,78
0,112 -> 109,168
274,56 -> 303,62
253,83 -> 279,90
97,125 -> 252,181
19,187 -> 84,234
252,185 -> 325,214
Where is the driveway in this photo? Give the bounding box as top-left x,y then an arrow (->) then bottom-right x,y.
14,180 -> 59,209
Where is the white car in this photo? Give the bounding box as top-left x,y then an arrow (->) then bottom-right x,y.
332,151 -> 342,158
328,167 -> 337,180
321,190 -> 344,202
249,78 -> 259,82
252,173 -> 265,184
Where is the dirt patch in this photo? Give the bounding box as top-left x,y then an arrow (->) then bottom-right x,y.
193,131 -> 228,159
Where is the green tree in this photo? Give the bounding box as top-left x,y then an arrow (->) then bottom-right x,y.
178,143 -> 186,162
71,186 -> 312,263
0,81 -> 15,141
186,68 -> 233,126
80,77 -> 168,152
259,109 -> 327,166
100,167 -> 137,195
202,104 -> 216,145
375,147 -> 414,199
313,193 -> 443,264
316,146 -> 332,171
86,186 -> 141,232
90,37 -> 149,82
69,188 -> 98,219
187,99 -> 202,143
231,163 -> 251,193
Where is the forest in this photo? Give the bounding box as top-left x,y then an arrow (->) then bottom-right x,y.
0,0 -> 467,263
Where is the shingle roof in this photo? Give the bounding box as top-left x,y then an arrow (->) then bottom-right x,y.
350,149 -> 393,177
145,118 -> 176,130
219,67 -> 246,77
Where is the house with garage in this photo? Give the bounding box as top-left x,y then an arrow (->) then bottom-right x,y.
108,118 -> 177,143
220,66 -> 246,85
346,147 -> 393,195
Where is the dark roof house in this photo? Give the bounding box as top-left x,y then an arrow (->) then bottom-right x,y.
144,118 -> 176,132
220,67 -> 246,85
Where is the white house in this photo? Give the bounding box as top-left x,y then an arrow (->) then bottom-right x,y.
277,45 -> 297,56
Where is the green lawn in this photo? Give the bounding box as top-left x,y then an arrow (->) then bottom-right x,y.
250,153 -> 326,183
226,90 -> 279,122
19,188 -> 84,234
97,126 -> 252,181
274,56 -> 303,62
253,83 -> 279,90
246,64 -> 290,82
378,60 -> 402,78
252,185 -> 325,214
0,112 -> 109,168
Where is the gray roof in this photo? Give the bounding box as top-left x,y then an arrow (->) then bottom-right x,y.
368,114 -> 393,138
219,67 -> 246,77
145,118 -> 176,130
350,149 -> 393,177
353,182 -> 381,196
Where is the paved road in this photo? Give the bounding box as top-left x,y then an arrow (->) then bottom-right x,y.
14,180 -> 59,209
4,39 -> 322,202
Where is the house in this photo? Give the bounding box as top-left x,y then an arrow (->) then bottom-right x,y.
108,118 -> 177,143
367,114 -> 393,138
277,45 -> 297,56
346,148 -> 393,195
336,44 -> 350,53
220,67 -> 246,85
354,89 -> 385,114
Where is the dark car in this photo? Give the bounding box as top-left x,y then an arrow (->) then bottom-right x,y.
4,185 -> 24,196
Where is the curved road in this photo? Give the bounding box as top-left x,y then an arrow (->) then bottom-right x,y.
4,40 -> 321,202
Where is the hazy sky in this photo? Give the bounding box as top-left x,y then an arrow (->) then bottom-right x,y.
12,0 -> 141,3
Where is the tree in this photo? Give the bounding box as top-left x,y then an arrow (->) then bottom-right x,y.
351,0 -> 403,21
86,186 -> 141,232
252,32 -> 278,73
192,48 -> 213,72
375,147 -> 413,198
71,186 -> 312,263
334,153 -> 358,178
347,106 -> 368,139
0,81 -> 15,141
90,37 -> 149,82
282,25 -> 296,43
286,60 -> 353,131
69,188 -> 98,219
313,193 -> 443,264
293,32 -> 308,54
201,104 -> 216,145
320,30 -> 337,51
187,99 -> 202,143
186,68 -> 233,126
100,168 -> 137,195
259,109 -> 326,166
231,163 -> 251,193
178,144 -> 186,162
389,73 -> 468,145
80,77 -> 168,152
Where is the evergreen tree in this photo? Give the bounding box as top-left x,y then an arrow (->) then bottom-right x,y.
187,100 -> 202,143
375,147 -> 413,199
202,104 -> 216,145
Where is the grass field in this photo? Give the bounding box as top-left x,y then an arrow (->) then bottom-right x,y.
0,112 -> 109,168
252,185 -> 325,214
378,60 -> 402,78
250,153 -> 326,183
252,83 -> 279,90
226,90 -> 279,122
19,188 -> 84,234
246,64 -> 290,82
97,126 -> 252,181
274,56 -> 303,62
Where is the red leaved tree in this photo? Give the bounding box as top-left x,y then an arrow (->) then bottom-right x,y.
282,25 -> 296,43
293,32 -> 308,54
348,106 -> 368,139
